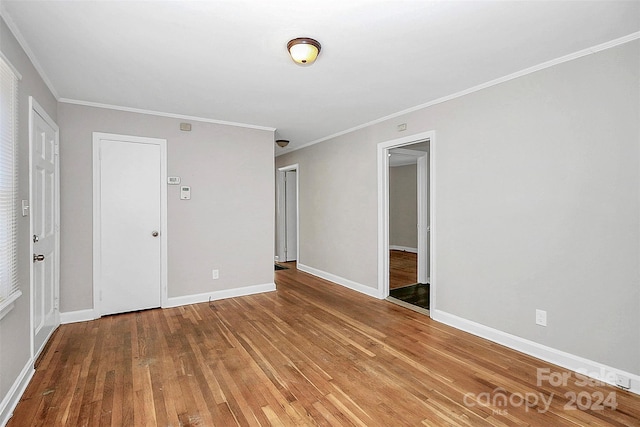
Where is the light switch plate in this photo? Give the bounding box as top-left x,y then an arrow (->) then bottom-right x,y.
168,176 -> 181,185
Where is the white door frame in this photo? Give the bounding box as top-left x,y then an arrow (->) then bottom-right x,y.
29,97 -> 60,359
378,130 -> 436,310
92,132 -> 168,315
417,154 -> 428,284
276,164 -> 299,263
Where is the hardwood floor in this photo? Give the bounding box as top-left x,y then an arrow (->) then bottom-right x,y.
8,265 -> 640,426
390,250 -> 418,289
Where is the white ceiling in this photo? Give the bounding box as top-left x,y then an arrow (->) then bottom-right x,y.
2,1 -> 639,155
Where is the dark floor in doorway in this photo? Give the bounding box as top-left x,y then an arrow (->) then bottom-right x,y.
275,264 -> 288,271
390,283 -> 429,310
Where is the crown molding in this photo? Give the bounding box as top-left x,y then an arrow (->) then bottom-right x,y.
0,9 -> 59,98
58,98 -> 276,132
277,31 -> 640,157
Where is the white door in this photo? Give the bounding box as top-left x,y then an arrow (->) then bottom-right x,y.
30,100 -> 59,358
284,170 -> 297,261
93,134 -> 166,316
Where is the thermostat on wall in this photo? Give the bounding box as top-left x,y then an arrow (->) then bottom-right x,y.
180,186 -> 191,200
168,176 -> 181,185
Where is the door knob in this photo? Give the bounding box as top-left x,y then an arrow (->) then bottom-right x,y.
33,254 -> 45,262
152,231 -> 159,237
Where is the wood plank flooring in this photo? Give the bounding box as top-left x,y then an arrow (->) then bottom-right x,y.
8,264 -> 640,426
390,250 -> 418,289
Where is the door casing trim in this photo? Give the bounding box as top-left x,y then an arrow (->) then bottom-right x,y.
377,130 -> 436,312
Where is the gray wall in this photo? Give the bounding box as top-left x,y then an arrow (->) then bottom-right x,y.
277,41 -> 640,375
389,164 -> 417,249
58,103 -> 275,311
278,134 -> 379,287
0,16 -> 58,413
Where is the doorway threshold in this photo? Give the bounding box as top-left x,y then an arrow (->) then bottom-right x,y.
386,296 -> 430,317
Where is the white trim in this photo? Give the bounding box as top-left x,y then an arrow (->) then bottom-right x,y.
431,309 -> 640,395
297,263 -> 381,299
0,292 -> 20,321
276,172 -> 284,261
0,358 -> 35,427
92,132 -> 168,317
164,283 -> 276,308
60,98 -> 276,132
377,145 -> 388,300
32,327 -> 57,362
29,97 -> 61,361
28,98 -> 58,132
59,308 -> 98,324
0,9 -> 58,97
416,154 -> 428,284
389,245 -> 417,253
159,142 -> 168,309
429,138 -> 437,311
60,282 -> 276,322
277,32 -> 640,157
378,131 -> 436,305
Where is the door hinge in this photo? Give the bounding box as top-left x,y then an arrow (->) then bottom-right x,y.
54,144 -> 59,155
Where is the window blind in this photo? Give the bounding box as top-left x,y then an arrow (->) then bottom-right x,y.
0,55 -> 20,314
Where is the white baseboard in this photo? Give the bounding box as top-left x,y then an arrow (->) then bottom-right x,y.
164,282 -> 276,308
59,284 -> 276,322
297,263 -> 382,299
431,309 -> 640,395
0,358 -> 35,427
60,308 -> 97,324
389,245 -> 418,253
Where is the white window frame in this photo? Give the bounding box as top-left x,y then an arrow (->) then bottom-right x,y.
0,53 -> 21,320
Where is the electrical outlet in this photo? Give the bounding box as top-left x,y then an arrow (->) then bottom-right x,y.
615,374 -> 631,389
535,309 -> 547,326
212,269 -> 219,280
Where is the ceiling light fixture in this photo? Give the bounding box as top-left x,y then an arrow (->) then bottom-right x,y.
275,139 -> 290,148
287,37 -> 321,65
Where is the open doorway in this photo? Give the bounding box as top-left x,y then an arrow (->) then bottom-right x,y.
388,142 -> 429,310
378,131 -> 435,315
276,164 -> 299,268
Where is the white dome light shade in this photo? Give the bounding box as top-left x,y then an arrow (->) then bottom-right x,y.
287,38 -> 321,65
